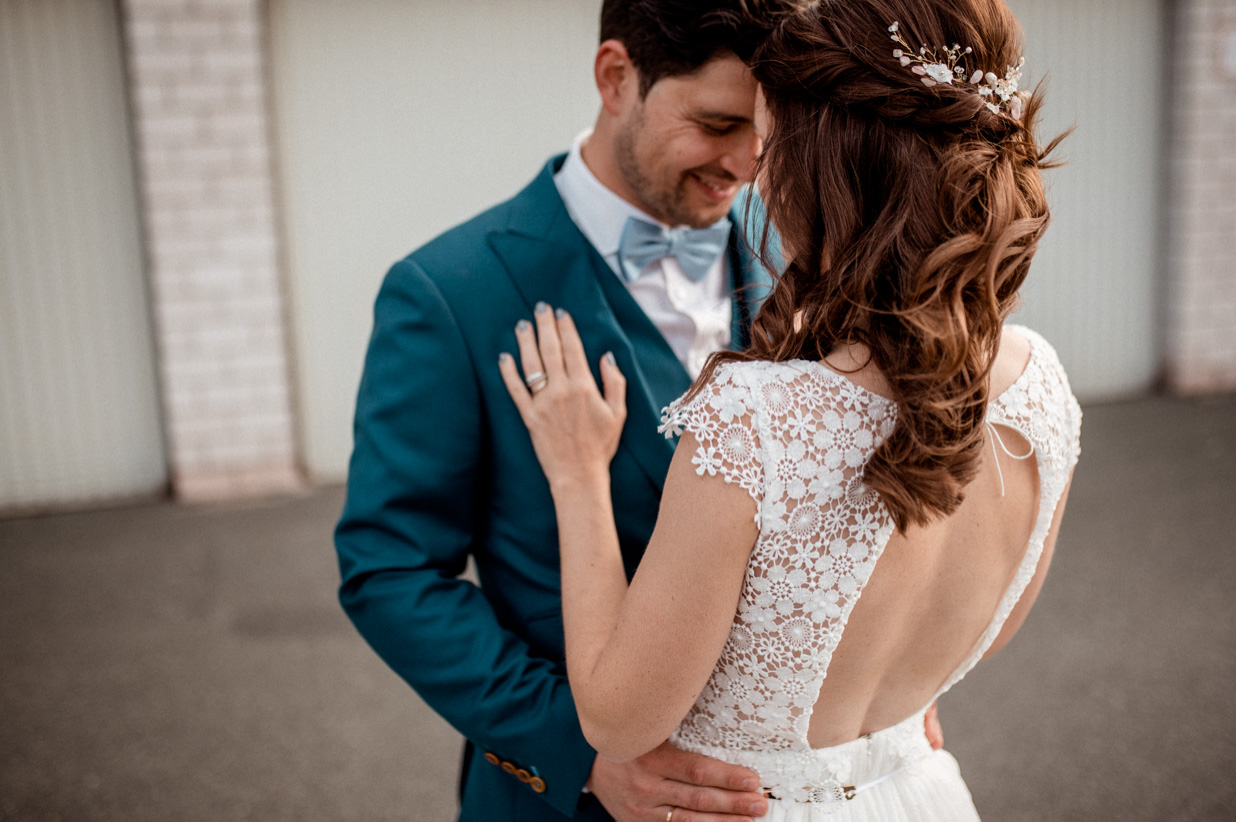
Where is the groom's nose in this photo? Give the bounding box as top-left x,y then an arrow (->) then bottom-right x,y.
717,128 -> 762,184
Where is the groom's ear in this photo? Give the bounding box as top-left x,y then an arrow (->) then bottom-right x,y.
595,39 -> 638,116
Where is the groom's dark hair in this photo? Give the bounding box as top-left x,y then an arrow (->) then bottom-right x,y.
600,0 -> 791,97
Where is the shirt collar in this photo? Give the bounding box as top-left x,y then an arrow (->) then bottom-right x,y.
553,129 -> 730,260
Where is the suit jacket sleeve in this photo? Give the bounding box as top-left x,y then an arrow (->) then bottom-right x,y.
335,257 -> 596,816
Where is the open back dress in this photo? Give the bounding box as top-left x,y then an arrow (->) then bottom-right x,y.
659,326 -> 1082,820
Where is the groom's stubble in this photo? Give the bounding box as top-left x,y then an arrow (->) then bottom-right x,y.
613,102 -> 746,229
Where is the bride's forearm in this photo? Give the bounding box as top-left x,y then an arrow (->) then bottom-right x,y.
549,478 -> 630,737
547,448 -> 759,763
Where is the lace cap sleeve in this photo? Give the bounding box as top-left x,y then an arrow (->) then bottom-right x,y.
659,363 -> 764,517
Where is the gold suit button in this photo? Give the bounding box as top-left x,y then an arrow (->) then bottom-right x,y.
529,776 -> 547,793
483,752 -> 500,766
501,761 -> 517,775
515,768 -> 532,783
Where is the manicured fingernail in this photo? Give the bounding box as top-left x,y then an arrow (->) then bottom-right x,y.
516,319 -> 531,332
604,351 -> 616,367
535,301 -> 549,314
742,777 -> 759,791
555,307 -> 567,319
498,352 -> 510,363
750,800 -> 767,814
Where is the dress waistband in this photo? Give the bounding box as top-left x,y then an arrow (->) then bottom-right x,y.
672,708 -> 934,804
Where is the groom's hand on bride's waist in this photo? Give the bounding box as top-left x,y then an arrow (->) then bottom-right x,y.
925,701 -> 944,751
587,741 -> 768,822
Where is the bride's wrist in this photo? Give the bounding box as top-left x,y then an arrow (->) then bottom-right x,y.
548,470 -> 611,501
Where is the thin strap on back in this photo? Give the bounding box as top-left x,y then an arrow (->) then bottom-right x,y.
985,419 -> 1036,497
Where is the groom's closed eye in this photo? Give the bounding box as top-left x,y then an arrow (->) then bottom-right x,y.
692,112 -> 750,136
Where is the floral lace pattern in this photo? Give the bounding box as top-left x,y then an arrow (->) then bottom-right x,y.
658,326 -> 1081,802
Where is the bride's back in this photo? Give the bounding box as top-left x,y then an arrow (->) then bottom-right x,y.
805,329 -> 1057,746
665,325 -> 1080,763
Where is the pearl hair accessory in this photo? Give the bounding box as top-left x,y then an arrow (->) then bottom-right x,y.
887,21 -> 1027,119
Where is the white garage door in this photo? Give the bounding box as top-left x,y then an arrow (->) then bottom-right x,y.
271,0 -> 1164,481
1006,0 -> 1165,399
269,0 -> 605,481
0,0 -> 166,511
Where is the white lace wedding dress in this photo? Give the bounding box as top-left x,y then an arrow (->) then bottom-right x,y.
659,326 -> 1082,820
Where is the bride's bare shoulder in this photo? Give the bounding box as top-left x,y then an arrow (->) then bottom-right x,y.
991,326 -> 1033,396
820,327 -> 1033,399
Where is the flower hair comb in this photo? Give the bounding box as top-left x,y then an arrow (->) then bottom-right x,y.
887,21 -> 1027,119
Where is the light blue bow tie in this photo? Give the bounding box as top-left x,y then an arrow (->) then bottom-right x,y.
617,216 -> 732,283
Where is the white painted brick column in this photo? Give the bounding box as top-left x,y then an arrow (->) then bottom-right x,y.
121,0 -> 302,500
1165,0 -> 1236,394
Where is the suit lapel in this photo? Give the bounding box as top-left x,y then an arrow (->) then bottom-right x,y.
487,158 -> 681,492
587,257 -> 693,416
487,166 -> 775,492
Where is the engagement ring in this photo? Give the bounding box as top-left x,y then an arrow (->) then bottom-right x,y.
525,371 -> 548,394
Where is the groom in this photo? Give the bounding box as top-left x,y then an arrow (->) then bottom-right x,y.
335,2 -> 781,820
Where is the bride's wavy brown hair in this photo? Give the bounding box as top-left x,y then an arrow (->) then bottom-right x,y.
700,0 -> 1066,531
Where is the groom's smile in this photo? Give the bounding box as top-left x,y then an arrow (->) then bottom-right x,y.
688,168 -> 742,206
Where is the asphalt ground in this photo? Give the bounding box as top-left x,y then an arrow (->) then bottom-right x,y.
1,394 -> 1233,821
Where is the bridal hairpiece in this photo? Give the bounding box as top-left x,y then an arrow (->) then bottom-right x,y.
887,21 -> 1026,119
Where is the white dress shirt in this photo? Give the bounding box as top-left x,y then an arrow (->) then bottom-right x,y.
553,131 -> 732,379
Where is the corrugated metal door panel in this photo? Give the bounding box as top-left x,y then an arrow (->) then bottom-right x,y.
1007,0 -> 1165,399
268,0 -> 604,481
0,0 -> 166,511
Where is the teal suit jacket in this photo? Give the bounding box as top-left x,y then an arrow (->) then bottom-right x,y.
335,155 -> 771,821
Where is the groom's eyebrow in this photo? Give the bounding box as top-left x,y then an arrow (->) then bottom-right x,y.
693,110 -> 751,124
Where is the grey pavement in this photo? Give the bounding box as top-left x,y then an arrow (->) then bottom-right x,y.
1,395 -> 1234,821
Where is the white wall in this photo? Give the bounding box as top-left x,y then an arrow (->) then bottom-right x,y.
1006,0 -> 1166,399
268,0 -> 604,481
0,0 -> 166,510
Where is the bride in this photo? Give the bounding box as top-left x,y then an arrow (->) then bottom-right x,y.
498,0 -> 1080,818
